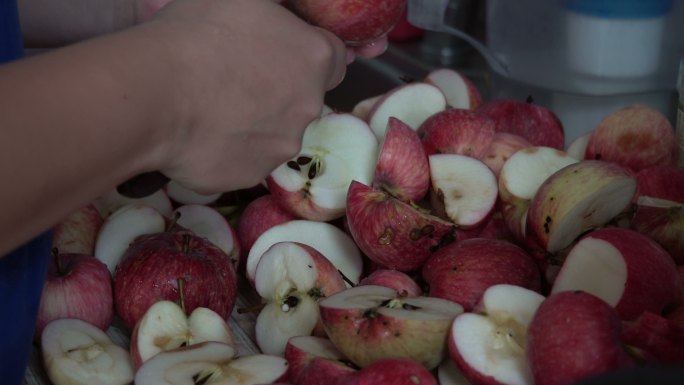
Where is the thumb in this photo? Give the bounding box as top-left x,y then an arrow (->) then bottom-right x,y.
315,28 -> 350,91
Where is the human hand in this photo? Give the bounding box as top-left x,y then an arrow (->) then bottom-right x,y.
138,0 -> 348,193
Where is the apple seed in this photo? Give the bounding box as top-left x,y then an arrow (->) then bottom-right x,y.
287,161 -> 301,171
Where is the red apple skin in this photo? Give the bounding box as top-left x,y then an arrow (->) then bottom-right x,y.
476,99 -> 565,150
359,269 -> 422,297
418,108 -> 496,159
373,117 -> 430,203
287,0 -> 406,45
575,228 -> 681,321
346,181 -> 456,271
266,176 -> 339,222
236,194 -> 298,267
479,132 -> 533,178
585,104 -> 677,173
354,358 -> 437,385
113,229 -> 238,331
52,204 -> 104,255
35,253 -> 113,339
621,311 -> 684,364
630,165 -> 684,263
296,357 -> 358,385
422,238 -> 541,311
527,291 -> 635,385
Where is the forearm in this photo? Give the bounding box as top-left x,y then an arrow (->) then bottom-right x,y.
0,24 -> 178,255
18,0 -> 139,47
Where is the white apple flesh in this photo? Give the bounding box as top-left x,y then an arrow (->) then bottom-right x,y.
94,204 -> 166,274
424,68 -> 482,110
245,219 -> 363,287
527,160 -> 636,253
480,132 -> 533,178
448,284 -> 545,385
319,284 -> 464,370
368,82 -> 447,140
130,300 -> 236,370
551,227 -> 681,321
267,112 -> 378,222
253,241 -> 346,355
429,154 -> 499,229
41,318 -> 133,385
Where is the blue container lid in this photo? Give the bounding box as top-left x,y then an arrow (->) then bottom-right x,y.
563,0 -> 674,18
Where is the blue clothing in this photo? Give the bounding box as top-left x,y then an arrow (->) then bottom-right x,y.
1,1 -> 53,384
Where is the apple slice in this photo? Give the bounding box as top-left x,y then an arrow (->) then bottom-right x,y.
527,291 -> 635,385
173,204 -> 240,266
284,335 -> 355,384
429,154 -> 498,229
135,342 -> 288,385
438,357 -> 474,385
41,318 -> 133,385
266,112 -> 378,222
448,284 -> 545,385
550,227 -> 681,321
246,219 -> 363,287
94,204 -> 166,274
319,285 -> 464,370
359,269 -> 422,297
565,131 -> 592,160
622,311 -> 684,364
418,108 -> 495,159
480,132 -> 532,178
354,357 -> 438,385
52,204 -> 103,255
253,241 -> 346,355
351,94 -> 382,121
345,180 -> 456,271
236,194 -> 298,265
130,300 -> 236,370
584,104 -> 677,173
372,117 -> 430,203
92,187 -> 173,218
422,238 -> 541,312
527,160 -> 636,253
424,68 -> 482,110
368,82 -> 447,140
166,180 -> 222,205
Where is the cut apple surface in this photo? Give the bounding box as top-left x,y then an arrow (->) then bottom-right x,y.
246,219 -> 363,287
135,341 -> 288,385
368,82 -> 447,140
345,180 -> 456,271
448,284 -> 545,385
41,318 -> 133,385
173,204 -> 240,265
480,132 -> 533,178
267,112 -> 378,222
550,228 -> 681,321
429,154 -> 498,228
284,335 -> 353,384
424,68 -> 482,110
527,160 -> 636,252
253,241 -> 346,355
319,284 -> 463,370
94,204 -> 166,274
130,300 -> 236,369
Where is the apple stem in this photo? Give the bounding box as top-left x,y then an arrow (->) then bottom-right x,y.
337,269 -> 356,287
182,234 -> 192,254
167,211 -> 181,232
51,248 -> 64,276
526,95 -> 535,104
237,302 -> 267,314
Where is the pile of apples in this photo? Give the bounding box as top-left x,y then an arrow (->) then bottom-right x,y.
35,61 -> 684,385
33,2 -> 684,384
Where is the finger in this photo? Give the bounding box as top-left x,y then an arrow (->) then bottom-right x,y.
315,28 -> 349,90
352,37 -> 389,58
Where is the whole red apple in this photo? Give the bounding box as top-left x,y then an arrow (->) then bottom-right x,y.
114,229 -> 238,330
422,238 -> 541,311
527,291 -> 635,385
35,252 -> 113,339
476,98 -> 565,150
354,357 -> 437,385
287,0 -> 406,45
